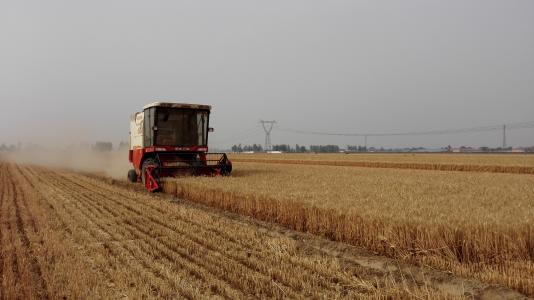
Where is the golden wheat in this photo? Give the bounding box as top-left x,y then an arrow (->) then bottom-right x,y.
230,153 -> 534,174
163,162 -> 534,296
231,153 -> 534,167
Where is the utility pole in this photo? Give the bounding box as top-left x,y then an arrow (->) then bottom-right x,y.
260,120 -> 276,151
364,135 -> 368,151
502,124 -> 507,149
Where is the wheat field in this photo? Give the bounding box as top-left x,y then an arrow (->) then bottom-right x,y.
2,162 -> 480,299
2,153 -> 532,298
231,153 -> 534,167
230,153 -> 534,174
163,160 -> 534,296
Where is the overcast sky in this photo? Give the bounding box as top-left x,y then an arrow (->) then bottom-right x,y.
1,0 -> 533,149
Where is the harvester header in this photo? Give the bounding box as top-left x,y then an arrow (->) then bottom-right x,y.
128,102 -> 232,192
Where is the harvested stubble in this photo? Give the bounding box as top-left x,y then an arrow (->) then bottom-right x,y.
162,162 -> 534,296
0,162 -> 458,299
230,153 -> 534,175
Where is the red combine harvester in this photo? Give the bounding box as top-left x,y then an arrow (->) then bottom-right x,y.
128,102 -> 232,192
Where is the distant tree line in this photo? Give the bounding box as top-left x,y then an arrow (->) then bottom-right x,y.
231,144 -> 264,153
346,145 -> 368,152
232,144 -> 308,153
476,146 -> 513,152
232,144 -> 345,153
231,144 -> 426,153
309,145 -> 340,153
230,143 -> 534,153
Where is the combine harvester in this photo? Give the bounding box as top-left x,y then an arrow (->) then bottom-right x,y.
128,102 -> 232,192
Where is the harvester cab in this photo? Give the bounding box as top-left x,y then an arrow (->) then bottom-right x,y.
128,102 -> 232,192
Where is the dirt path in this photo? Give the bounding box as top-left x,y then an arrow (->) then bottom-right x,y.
0,163 -> 528,299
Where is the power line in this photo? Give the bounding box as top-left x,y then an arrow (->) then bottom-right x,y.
212,121 -> 534,148
276,121 -> 534,138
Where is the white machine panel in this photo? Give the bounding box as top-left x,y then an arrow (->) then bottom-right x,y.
129,112 -> 144,150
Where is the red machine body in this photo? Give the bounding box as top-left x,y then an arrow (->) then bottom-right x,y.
128,102 -> 232,192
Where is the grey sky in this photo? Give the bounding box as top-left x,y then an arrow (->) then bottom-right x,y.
1,0 -> 533,149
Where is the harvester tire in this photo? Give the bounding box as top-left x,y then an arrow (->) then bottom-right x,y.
221,163 -> 232,176
142,158 -> 160,192
127,169 -> 138,183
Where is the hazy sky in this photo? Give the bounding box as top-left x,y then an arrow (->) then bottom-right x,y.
1,0 -> 533,149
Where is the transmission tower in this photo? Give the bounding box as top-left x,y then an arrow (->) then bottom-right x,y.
260,120 -> 276,151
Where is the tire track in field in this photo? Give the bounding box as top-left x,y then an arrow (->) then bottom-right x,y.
56,171 -> 341,297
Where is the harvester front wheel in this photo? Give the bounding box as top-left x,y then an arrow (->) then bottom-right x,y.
221,163 -> 232,176
142,158 -> 161,192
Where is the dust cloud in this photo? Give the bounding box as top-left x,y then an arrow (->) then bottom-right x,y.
1,149 -> 131,180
